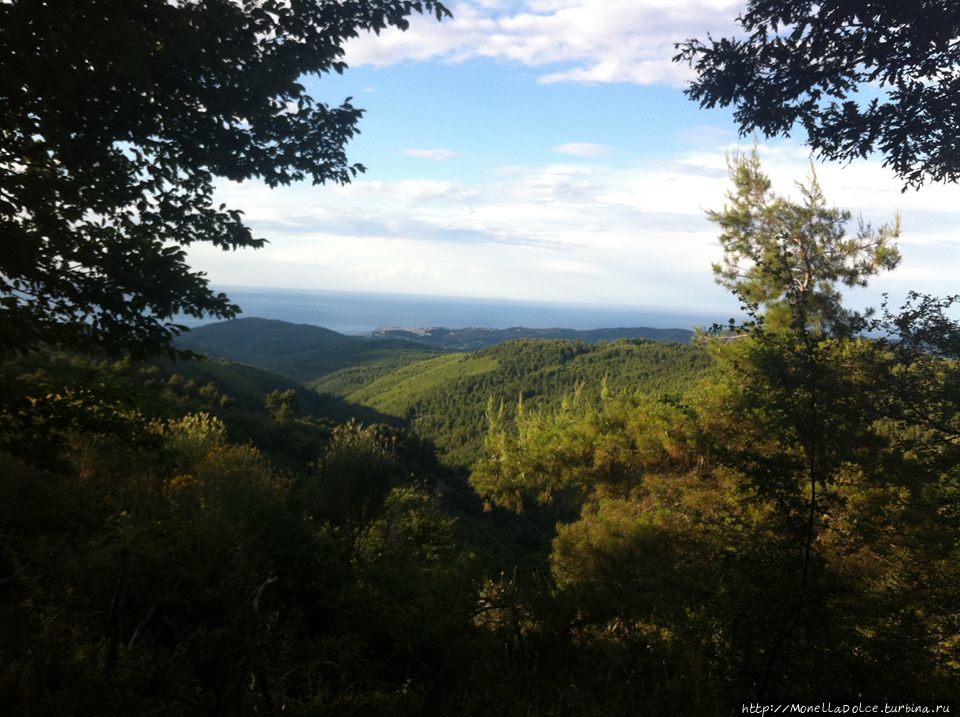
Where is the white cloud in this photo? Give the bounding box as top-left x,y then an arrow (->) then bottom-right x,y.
200,139 -> 959,312
552,142 -> 612,158
339,178 -> 469,204
403,148 -> 460,160
543,259 -> 604,275
673,124 -> 736,146
203,153 -> 725,307
344,0 -> 743,85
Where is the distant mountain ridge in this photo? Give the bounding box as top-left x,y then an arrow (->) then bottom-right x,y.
175,318 -> 708,466
176,317 -> 441,382
370,325 -> 694,350
177,318 -> 695,383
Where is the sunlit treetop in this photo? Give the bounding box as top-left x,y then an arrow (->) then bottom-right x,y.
708,150 -> 901,336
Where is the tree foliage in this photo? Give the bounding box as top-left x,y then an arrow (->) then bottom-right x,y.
0,403 -> 475,715
347,337 -> 711,467
675,1 -> 960,188
0,0 -> 449,356
469,155 -> 960,702
710,150 -> 900,334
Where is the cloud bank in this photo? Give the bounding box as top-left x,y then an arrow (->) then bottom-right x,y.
344,0 -> 743,85
198,142 -> 958,313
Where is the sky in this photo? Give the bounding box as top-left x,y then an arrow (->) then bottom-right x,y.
190,0 -> 960,317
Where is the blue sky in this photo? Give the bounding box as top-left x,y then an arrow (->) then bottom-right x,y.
191,0 -> 960,316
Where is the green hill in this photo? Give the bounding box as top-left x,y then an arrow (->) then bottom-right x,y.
175,319 -> 711,468
308,350 -> 458,397
176,317 -> 441,382
177,318 -> 699,389
159,355 -> 397,427
345,338 -> 713,467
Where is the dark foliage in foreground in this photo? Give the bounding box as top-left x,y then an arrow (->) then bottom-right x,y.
0,0 -> 449,356
676,1 -> 960,189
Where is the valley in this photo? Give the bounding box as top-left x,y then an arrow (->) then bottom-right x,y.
176,317 -> 711,466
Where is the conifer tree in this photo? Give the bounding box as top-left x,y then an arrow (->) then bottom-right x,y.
709,149 -> 900,335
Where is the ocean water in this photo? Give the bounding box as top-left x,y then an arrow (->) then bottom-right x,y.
182,287 -> 729,335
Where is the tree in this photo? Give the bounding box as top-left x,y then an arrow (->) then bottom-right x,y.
674,1 -> 960,188
265,388 -> 300,422
468,155 -> 960,701
705,153 -> 903,694
710,149 -> 901,335
0,0 -> 449,356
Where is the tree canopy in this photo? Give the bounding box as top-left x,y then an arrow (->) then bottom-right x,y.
675,1 -> 960,188
469,154 -> 960,700
709,150 -> 900,335
0,0 -> 449,356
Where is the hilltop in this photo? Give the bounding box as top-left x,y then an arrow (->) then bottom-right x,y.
174,319 -> 709,466
175,317 -> 441,383
176,318 -> 700,400
370,325 -> 694,350
341,337 -> 712,467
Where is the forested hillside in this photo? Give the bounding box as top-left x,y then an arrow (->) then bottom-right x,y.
343,338 -> 712,466
177,317 -> 698,393
176,317 -> 442,383
0,351 -> 475,716
177,320 -> 711,467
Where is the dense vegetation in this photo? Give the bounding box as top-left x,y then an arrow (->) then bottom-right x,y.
1,355 -> 476,715
176,317 -> 442,384
5,2 -> 960,712
0,341 -> 706,714
345,338 -> 711,467
472,326 -> 960,701
11,290 -> 956,715
177,319 -> 711,467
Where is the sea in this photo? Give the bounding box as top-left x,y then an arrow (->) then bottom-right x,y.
180,286 -> 731,335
